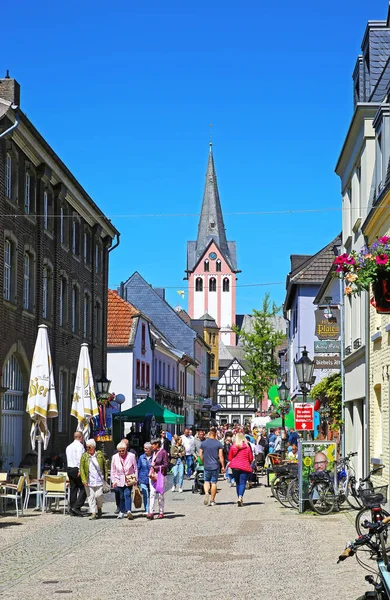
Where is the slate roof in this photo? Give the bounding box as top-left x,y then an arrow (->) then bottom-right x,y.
107,289 -> 139,347
284,235 -> 341,312
291,255 -> 313,275
198,312 -> 219,329
119,272 -> 198,359
370,54 -> 390,102
187,146 -> 238,273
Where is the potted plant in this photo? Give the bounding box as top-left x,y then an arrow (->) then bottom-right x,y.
334,236 -> 390,313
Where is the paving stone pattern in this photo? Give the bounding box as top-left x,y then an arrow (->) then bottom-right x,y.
0,478 -> 369,599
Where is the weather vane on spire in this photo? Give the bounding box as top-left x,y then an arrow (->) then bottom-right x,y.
209,123 -> 213,148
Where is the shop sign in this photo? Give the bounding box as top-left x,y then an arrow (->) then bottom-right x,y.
314,355 -> 341,370
314,308 -> 340,340
314,341 -> 341,353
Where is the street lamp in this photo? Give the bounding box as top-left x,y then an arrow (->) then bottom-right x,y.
115,393 -> 126,439
294,347 -> 315,440
277,381 -> 290,459
96,373 -> 111,395
294,347 -> 315,392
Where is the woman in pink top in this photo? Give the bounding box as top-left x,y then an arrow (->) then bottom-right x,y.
228,433 -> 254,507
111,442 -> 138,520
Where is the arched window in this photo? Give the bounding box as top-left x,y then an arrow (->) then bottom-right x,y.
209,277 -> 216,292
216,259 -> 222,272
204,259 -> 209,272
223,277 -> 230,292
195,277 -> 203,292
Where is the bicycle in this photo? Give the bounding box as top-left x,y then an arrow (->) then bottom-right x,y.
337,451 -> 359,508
356,482 -> 389,538
308,469 -> 337,514
338,515 -> 390,599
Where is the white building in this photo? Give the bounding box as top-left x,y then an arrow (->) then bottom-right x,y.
216,358 -> 255,425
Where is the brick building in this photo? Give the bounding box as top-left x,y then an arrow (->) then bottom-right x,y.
0,75 -> 119,469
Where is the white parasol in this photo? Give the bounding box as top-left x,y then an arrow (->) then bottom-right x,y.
26,324 -> 58,451
71,343 -> 98,441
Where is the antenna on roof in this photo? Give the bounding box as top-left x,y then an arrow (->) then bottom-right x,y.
5,70 -> 10,79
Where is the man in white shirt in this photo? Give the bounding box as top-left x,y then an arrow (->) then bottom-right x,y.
181,428 -> 195,479
66,431 -> 86,516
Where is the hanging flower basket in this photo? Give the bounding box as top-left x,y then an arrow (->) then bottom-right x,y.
334,236 -> 390,313
371,271 -> 390,314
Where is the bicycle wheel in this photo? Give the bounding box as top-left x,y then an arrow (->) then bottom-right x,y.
355,508 -> 390,537
271,475 -> 280,499
309,482 -> 336,515
276,477 -> 292,508
287,478 -> 299,510
379,531 -> 390,571
346,477 -> 364,510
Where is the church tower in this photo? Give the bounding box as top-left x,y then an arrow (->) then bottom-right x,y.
185,144 -> 239,346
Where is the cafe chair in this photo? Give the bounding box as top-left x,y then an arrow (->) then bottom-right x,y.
42,475 -> 67,515
23,472 -> 43,509
0,475 -> 25,517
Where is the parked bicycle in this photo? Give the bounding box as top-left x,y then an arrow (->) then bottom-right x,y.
355,477 -> 389,539
338,515 -> 390,599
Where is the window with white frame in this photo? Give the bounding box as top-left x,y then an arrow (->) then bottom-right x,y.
23,252 -> 31,310
60,276 -> 68,327
5,154 -> 11,198
25,171 -> 31,214
4,239 -> 11,301
72,215 -> 80,256
43,191 -> 48,230
60,207 -> 64,244
83,291 -> 91,339
71,284 -> 79,333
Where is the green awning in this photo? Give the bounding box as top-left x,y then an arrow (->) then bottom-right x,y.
265,410 -> 295,431
113,396 -> 184,425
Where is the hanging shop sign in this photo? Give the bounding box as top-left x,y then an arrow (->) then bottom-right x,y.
314,340 -> 341,353
314,308 -> 340,340
314,355 -> 341,370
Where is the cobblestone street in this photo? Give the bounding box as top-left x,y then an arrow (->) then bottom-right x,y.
0,475 -> 369,600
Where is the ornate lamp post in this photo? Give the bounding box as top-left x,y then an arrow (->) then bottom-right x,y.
294,347 -> 315,440
319,400 -> 331,438
96,374 -> 112,454
277,381 -> 290,459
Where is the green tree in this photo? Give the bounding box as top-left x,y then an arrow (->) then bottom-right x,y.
233,294 -> 285,410
310,372 -> 342,431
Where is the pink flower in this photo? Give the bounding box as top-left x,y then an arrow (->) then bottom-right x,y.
376,254 -> 389,265
345,256 -> 356,265
378,236 -> 390,245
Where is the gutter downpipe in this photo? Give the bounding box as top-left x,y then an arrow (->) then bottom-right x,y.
363,289 -> 370,478
339,275 -> 346,459
108,232 -> 120,253
0,105 -> 19,139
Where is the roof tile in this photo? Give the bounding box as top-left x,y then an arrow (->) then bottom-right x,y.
107,289 -> 139,347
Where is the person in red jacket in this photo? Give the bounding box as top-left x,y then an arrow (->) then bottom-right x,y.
228,433 -> 254,507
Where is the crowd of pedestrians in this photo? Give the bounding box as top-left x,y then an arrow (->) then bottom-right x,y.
62,422 -> 300,521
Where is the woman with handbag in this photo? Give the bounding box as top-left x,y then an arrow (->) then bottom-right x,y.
147,438 -> 169,520
170,435 -> 186,493
80,439 -> 108,520
111,441 -> 138,520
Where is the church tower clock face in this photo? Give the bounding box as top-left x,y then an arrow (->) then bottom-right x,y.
186,144 -> 239,346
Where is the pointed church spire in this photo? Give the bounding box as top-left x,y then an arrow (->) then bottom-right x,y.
195,144 -> 230,263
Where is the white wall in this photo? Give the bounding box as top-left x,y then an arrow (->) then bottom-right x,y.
107,352 -> 133,410
220,274 -> 232,332
194,276 -> 204,318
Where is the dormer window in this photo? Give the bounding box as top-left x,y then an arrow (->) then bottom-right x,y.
195,277 -> 203,292
210,221 -> 215,229
209,277 -> 216,292
204,259 -> 209,272
216,259 -> 221,272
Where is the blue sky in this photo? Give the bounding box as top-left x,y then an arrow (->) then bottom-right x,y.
2,0 -> 386,313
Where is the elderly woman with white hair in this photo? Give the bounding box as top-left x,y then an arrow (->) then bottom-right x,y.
111,441 -> 138,520
80,439 -> 108,520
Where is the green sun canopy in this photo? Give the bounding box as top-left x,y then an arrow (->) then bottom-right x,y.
113,396 -> 184,425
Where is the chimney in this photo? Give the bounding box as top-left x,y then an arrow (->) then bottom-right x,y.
154,288 -> 165,301
0,71 -> 20,106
